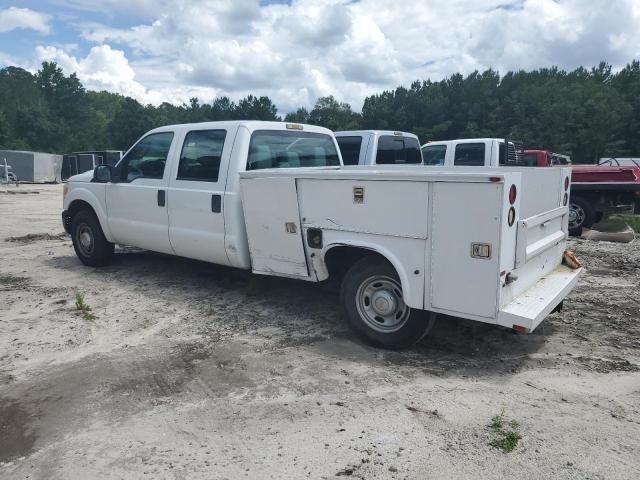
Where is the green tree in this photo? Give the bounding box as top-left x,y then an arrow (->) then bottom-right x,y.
308,96 -> 361,130
109,97 -> 153,150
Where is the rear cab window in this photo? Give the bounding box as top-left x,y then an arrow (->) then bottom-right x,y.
422,144 -> 447,165
247,130 -> 340,170
375,135 -> 422,165
336,136 -> 363,165
454,143 -> 485,166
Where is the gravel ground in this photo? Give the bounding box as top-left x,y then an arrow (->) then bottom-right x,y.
1,184 -> 639,480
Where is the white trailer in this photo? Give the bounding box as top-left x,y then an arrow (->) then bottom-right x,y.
62,121 -> 580,349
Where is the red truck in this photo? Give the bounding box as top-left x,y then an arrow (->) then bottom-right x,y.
523,150 -> 640,235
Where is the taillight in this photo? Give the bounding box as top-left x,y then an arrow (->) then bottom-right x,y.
564,177 -> 569,190
508,184 -> 517,204
563,193 -> 568,206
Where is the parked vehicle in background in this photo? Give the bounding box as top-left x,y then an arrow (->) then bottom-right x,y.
62,121 -> 580,348
570,164 -> 640,234
422,139 -> 640,235
1,163 -> 18,182
335,130 -> 422,165
421,138 -> 522,167
599,158 -> 640,167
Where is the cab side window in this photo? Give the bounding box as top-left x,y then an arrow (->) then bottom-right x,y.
177,130 -> 227,182
422,145 -> 447,165
454,143 -> 485,166
120,132 -> 174,182
376,136 -> 423,164
336,136 -> 363,165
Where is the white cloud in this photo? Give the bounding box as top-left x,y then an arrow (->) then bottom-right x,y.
23,0 -> 640,112
0,6 -> 51,34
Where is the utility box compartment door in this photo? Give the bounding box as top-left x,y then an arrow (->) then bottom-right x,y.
430,182 -> 501,319
240,176 -> 309,278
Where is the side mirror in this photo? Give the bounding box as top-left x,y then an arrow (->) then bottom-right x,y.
93,164 -> 115,183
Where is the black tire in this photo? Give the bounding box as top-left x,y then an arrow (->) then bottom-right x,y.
340,256 -> 436,349
568,196 -> 595,237
71,209 -> 114,266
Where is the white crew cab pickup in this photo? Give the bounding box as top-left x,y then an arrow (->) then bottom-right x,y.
335,130 -> 422,165
62,121 -> 581,349
422,138 -> 521,167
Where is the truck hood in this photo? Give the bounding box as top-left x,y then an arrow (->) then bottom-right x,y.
68,170 -> 94,183
571,165 -> 640,183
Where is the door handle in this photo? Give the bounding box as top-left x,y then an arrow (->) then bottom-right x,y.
211,194 -> 221,213
157,190 -> 166,207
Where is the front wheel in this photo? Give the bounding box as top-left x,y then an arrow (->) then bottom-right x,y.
71,209 -> 114,267
340,256 -> 436,349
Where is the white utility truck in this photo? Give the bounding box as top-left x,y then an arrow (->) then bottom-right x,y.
335,130 -> 422,166
62,121 -> 581,349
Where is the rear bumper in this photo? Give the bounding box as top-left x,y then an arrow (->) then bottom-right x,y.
497,264 -> 582,332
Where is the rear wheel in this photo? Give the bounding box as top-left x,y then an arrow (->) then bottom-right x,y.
71,209 -> 114,266
340,256 -> 435,349
568,196 -> 595,236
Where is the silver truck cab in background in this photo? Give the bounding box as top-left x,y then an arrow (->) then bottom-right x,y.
335,130 -> 423,166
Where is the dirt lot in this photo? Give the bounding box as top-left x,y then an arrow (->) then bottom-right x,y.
1,184 -> 639,480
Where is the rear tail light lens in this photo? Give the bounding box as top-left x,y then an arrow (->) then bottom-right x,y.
564,177 -> 570,190
563,193 -> 568,206
508,184 -> 517,204
508,207 -> 516,226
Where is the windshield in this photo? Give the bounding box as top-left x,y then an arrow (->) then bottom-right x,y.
247,130 -> 341,170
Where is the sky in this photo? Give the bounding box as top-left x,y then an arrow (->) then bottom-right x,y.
1,0 -> 639,113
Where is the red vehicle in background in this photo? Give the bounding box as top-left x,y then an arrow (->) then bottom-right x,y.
523,149 -> 640,235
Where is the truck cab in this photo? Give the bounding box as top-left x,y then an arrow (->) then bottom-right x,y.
62,121 -> 341,269
335,130 -> 422,166
421,138 -> 523,167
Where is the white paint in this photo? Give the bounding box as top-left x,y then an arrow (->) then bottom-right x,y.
64,122 -> 580,334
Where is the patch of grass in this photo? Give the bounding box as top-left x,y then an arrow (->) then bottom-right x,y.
74,289 -> 96,321
610,214 -> 640,233
5,232 -> 67,243
489,411 -> 522,453
0,274 -> 26,285
0,274 -> 29,289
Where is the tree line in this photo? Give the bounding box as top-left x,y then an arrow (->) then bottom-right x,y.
1,60 -> 640,163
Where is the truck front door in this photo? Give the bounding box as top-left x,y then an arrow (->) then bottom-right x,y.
106,131 -> 175,254
166,127 -> 235,265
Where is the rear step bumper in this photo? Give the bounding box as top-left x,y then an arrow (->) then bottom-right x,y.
497,264 -> 583,332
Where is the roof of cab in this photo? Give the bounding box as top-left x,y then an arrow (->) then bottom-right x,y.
147,121 -> 334,136
335,130 -> 419,139
422,138 -> 506,148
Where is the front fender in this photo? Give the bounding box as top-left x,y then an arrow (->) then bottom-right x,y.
64,184 -> 114,242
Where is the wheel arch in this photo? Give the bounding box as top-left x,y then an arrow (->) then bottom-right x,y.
65,189 -> 114,242
319,241 -> 419,309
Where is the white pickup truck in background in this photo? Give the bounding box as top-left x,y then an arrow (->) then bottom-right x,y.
421,138 -> 520,167
62,121 -> 581,349
335,130 -> 423,165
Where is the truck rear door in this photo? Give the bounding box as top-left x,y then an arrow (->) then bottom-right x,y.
429,179 -> 502,318
166,126 -> 238,265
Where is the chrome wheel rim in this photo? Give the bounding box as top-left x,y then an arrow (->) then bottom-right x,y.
356,275 -> 410,333
76,223 -> 94,256
568,203 -> 585,230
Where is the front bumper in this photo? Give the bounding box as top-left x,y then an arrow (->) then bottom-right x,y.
62,210 -> 72,234
497,264 -> 583,332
